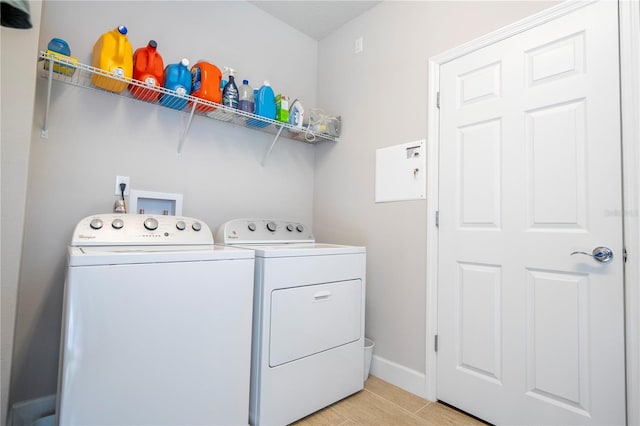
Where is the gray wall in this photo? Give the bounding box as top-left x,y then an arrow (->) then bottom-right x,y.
314,1 -> 557,375
1,1 -> 43,423
7,0 -> 561,409
10,1 -> 319,404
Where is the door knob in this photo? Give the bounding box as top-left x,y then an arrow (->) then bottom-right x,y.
570,246 -> 614,263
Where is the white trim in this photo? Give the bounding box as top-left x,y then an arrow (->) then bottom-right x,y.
425,1 -> 640,423
370,355 -> 427,399
619,1 -> 640,425
425,59 -> 440,403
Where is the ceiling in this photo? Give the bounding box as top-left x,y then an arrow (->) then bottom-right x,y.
249,1 -> 381,40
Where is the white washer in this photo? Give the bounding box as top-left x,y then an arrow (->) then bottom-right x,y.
215,219 -> 366,426
57,214 -> 255,426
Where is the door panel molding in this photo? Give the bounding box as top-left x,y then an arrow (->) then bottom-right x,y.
425,2 -> 639,424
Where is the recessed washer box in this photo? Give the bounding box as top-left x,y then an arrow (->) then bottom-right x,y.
128,190 -> 183,216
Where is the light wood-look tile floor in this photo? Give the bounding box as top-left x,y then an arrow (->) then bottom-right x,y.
292,375 -> 487,426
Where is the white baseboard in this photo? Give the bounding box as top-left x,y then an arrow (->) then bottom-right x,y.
369,354 -> 428,399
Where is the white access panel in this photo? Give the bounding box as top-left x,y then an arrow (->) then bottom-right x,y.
269,279 -> 362,366
375,139 -> 426,202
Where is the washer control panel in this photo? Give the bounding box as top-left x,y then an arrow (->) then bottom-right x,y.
215,219 -> 315,244
72,214 -> 213,246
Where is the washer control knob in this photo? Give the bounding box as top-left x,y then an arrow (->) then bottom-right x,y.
111,218 -> 124,229
89,218 -> 103,230
144,217 -> 159,231
192,222 -> 202,232
266,222 -> 277,232
248,223 -> 256,232
286,224 -> 294,232
296,224 -> 304,233
176,221 -> 186,231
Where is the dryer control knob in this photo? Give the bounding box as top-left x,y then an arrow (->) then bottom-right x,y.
192,222 -> 202,232
248,223 -> 256,232
176,221 -> 186,231
144,217 -> 159,231
111,218 -> 124,229
286,224 -> 294,232
296,224 -> 304,232
266,222 -> 277,232
89,218 -> 103,230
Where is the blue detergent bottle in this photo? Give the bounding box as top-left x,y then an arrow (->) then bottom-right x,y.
160,58 -> 192,110
248,81 -> 276,127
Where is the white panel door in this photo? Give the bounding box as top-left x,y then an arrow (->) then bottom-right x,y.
437,2 -> 625,425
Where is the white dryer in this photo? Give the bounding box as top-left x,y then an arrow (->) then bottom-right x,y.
215,219 -> 366,426
57,214 -> 255,425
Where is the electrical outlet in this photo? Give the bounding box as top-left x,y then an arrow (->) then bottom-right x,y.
355,36 -> 364,54
115,176 -> 130,196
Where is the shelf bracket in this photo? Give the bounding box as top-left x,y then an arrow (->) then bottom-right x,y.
261,125 -> 284,166
41,55 -> 55,139
177,100 -> 198,157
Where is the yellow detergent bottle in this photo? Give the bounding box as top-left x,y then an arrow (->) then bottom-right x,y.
91,25 -> 133,92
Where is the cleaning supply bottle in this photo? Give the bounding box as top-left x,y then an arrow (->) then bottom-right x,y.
190,60 -> 222,112
275,94 -> 289,123
238,80 -> 254,113
160,58 -> 191,110
222,69 -> 239,109
255,80 -> 276,120
220,67 -> 230,91
91,25 -> 133,93
247,81 -> 276,128
129,40 -> 164,102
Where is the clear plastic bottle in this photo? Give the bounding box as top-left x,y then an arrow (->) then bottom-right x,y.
238,80 -> 255,113
222,69 -> 239,109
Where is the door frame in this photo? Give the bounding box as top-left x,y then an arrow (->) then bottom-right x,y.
424,1 -> 640,424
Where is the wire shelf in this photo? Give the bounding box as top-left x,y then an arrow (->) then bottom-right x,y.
37,51 -> 339,158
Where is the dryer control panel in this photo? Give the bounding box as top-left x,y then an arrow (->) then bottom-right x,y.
215,219 -> 315,244
71,214 -> 213,246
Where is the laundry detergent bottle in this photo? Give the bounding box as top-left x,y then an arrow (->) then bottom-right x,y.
160,58 -> 192,110
91,25 -> 133,93
129,40 -> 164,102
190,60 -> 222,112
255,80 -> 276,119
247,80 -> 276,127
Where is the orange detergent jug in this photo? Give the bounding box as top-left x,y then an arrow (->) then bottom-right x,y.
189,61 -> 222,112
129,40 -> 164,102
91,25 -> 133,93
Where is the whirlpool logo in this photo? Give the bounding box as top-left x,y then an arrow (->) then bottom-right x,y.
78,234 -> 96,239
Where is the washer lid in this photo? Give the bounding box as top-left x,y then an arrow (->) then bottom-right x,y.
68,244 -> 254,266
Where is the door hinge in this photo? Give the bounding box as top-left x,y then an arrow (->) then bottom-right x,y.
624,247 -> 627,263
434,335 -> 438,352
435,210 -> 440,227
436,91 -> 440,109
